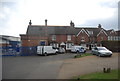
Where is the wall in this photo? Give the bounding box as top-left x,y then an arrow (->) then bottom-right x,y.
77,32 -> 89,44
97,32 -> 108,42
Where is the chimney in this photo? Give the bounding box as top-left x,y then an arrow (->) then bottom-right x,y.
70,21 -> 72,26
45,19 -> 47,26
70,21 -> 75,27
29,20 -> 32,25
98,24 -> 102,28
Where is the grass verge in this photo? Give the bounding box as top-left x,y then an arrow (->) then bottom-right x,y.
73,69 -> 118,79
74,53 -> 92,58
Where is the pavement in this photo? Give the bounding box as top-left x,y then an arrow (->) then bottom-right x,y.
2,52 -> 118,79
57,53 -> 118,79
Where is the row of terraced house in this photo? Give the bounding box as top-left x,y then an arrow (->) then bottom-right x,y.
20,20 -> 120,51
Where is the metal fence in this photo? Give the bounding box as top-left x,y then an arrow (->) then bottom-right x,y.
2,46 -> 20,56
2,46 -> 37,56
20,46 -> 37,56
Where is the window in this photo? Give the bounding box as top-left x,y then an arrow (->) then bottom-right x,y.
101,37 -> 103,41
81,37 -> 85,42
50,43 -> 58,48
115,36 -> 118,40
108,36 -> 110,40
114,36 -> 116,41
111,36 -> 113,40
118,36 -> 120,40
66,43 -> 74,50
52,35 -> 56,41
67,35 -> 71,41
110,36 -> 112,40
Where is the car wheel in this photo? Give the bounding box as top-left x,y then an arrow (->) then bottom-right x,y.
109,55 -> 112,57
44,53 -> 47,56
92,52 -> 95,55
98,54 -> 101,57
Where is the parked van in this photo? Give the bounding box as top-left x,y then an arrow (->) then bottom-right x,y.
37,46 -> 57,56
71,46 -> 86,53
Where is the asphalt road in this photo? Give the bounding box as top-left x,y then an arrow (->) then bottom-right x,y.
2,53 -> 118,79
2,53 -> 75,79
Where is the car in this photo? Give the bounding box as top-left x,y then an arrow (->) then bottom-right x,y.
92,47 -> 112,57
71,46 -> 86,53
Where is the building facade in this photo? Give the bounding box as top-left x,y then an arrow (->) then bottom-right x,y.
20,20 -> 120,50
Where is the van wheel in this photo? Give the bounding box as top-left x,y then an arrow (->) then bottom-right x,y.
44,53 -> 47,56
55,52 -> 57,55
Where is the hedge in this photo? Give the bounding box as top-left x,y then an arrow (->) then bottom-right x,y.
101,41 -> 120,52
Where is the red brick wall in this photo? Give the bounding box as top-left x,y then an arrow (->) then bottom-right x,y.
97,32 -> 108,42
77,32 -> 89,44
49,35 -> 76,44
21,35 -> 48,46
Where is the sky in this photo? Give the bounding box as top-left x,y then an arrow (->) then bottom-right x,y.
0,0 -> 119,37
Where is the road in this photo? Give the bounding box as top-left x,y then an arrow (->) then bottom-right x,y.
2,53 -> 118,79
2,53 -> 75,79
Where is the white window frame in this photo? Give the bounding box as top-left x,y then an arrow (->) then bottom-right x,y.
67,35 -> 71,41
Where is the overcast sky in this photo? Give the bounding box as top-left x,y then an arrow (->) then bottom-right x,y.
0,0 -> 119,37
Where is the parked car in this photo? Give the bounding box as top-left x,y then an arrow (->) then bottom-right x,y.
57,47 -> 65,54
71,46 -> 86,53
37,46 -> 58,56
92,47 -> 112,57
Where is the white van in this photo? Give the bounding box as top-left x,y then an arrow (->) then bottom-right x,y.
71,46 -> 86,53
37,46 -> 57,56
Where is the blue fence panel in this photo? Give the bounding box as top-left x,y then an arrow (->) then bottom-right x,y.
2,46 -> 19,56
20,46 -> 37,56
2,46 -> 37,56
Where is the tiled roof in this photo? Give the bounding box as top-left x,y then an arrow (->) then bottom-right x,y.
106,29 -> 117,36
75,27 -> 102,36
26,25 -> 103,36
26,25 -> 76,36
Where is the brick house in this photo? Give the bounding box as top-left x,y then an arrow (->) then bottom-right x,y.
20,20 -> 119,51
107,29 -> 120,41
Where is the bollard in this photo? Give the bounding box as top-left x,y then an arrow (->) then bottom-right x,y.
103,68 -> 106,73
107,68 -> 111,73
77,78 -> 80,80
103,68 -> 111,73
74,55 -> 77,58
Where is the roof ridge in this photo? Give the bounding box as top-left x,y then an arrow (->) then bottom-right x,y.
29,25 -> 70,27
